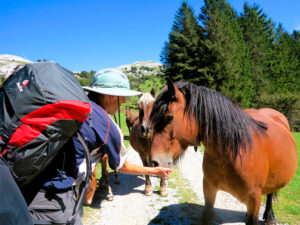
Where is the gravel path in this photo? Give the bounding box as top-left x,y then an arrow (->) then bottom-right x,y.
82,147 -> 265,225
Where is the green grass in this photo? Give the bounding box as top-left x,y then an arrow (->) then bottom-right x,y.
273,132 -> 300,225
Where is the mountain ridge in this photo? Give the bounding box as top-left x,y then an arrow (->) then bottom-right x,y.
0,54 -> 163,80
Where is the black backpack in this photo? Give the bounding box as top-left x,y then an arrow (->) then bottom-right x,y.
0,62 -> 92,224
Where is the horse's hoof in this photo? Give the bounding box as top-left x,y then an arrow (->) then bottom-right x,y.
106,195 -> 114,201
202,219 -> 218,225
145,190 -> 153,196
160,189 -> 168,197
83,200 -> 92,206
145,188 -> 153,196
265,220 -> 277,225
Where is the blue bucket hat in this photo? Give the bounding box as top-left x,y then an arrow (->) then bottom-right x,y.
83,69 -> 142,96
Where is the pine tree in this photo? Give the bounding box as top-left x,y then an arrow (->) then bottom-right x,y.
258,26 -> 300,128
198,0 -> 254,107
291,30 -> 300,94
239,3 -> 275,107
161,1 -> 202,84
267,25 -> 299,94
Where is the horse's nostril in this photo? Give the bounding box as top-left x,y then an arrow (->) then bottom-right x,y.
152,160 -> 159,167
141,125 -> 145,133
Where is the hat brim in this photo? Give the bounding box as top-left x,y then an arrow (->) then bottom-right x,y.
83,86 -> 142,96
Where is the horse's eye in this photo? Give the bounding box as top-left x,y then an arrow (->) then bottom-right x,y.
169,129 -> 174,140
165,115 -> 174,124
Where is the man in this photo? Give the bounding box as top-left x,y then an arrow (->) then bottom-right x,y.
22,69 -> 172,225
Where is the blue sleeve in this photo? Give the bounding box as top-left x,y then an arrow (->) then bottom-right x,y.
103,117 -> 123,170
76,101 -> 124,170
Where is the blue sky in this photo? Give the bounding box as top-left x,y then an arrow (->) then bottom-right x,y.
1,0 -> 299,72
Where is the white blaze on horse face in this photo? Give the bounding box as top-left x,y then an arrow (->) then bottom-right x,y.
151,152 -> 173,168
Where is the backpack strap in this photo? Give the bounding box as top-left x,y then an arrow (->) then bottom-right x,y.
31,132 -> 91,225
67,132 -> 91,225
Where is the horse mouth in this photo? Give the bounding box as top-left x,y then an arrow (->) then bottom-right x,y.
151,159 -> 173,168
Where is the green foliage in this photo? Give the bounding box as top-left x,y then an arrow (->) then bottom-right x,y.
73,70 -> 95,86
268,26 -> 300,95
239,3 -> 275,107
123,74 -> 165,110
77,78 -> 91,86
161,0 -> 300,129
199,0 -> 257,107
131,66 -> 137,73
161,1 -> 202,84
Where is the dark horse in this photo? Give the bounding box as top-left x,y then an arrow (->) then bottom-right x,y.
130,88 -> 168,196
146,80 -> 297,225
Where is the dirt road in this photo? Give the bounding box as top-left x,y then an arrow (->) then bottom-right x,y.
82,147 -> 265,225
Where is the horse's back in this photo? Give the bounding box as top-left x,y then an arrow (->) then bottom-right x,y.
244,108 -> 297,193
248,108 -> 290,130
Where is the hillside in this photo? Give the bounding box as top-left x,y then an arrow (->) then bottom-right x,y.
0,54 -> 163,79
0,55 -> 165,92
116,61 -> 164,78
0,54 -> 32,81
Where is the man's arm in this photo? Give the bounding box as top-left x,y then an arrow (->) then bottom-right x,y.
118,159 -> 172,178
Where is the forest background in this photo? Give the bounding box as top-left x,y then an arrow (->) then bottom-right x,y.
64,0 -> 300,131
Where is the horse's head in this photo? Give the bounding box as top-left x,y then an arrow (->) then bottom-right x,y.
147,80 -> 199,168
138,88 -> 156,137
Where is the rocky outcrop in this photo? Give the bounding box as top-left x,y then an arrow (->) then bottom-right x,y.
0,54 -> 32,80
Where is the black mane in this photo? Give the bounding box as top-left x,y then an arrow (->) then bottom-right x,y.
149,81 -> 267,160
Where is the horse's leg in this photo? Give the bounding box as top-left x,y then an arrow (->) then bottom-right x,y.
114,170 -> 120,184
84,165 -> 97,205
202,178 -> 217,225
263,193 -> 277,225
140,156 -> 152,196
144,174 -> 153,196
101,155 -> 114,201
159,177 -> 168,197
245,190 -> 261,225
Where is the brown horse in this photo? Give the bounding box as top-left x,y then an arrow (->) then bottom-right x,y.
146,80 -> 297,225
130,88 -> 168,196
125,108 -> 138,133
84,153 -> 119,205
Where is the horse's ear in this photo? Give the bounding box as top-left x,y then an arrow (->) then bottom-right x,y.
150,88 -> 156,98
166,78 -> 176,101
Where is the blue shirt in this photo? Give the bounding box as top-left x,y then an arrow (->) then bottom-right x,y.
42,100 -> 126,190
